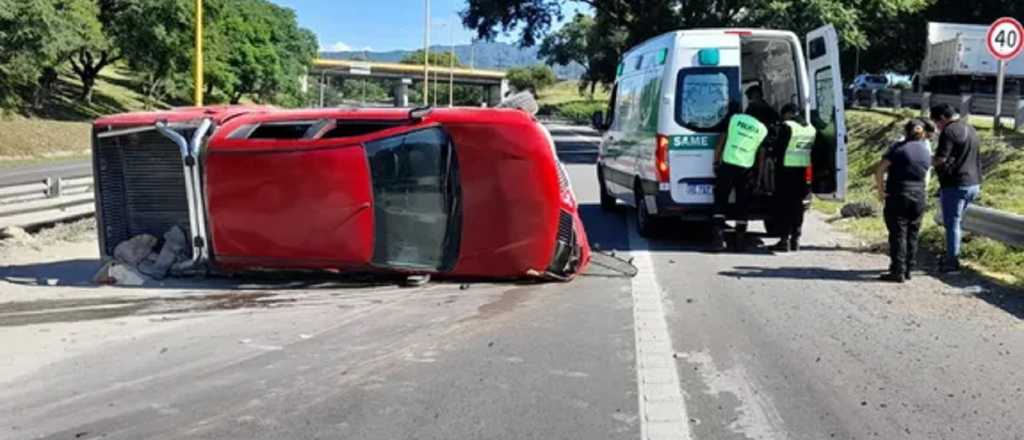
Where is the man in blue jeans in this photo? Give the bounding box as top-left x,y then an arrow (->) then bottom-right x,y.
930,104 -> 983,273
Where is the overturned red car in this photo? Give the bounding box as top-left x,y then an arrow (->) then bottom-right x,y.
91,106 -> 589,280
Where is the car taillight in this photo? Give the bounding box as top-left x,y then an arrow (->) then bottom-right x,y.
656,134 -> 670,183
805,165 -> 813,184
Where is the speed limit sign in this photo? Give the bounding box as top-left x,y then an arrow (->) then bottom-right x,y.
987,17 -> 1024,61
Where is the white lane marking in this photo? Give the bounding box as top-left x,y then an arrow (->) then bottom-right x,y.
675,351 -> 786,439
629,249 -> 693,440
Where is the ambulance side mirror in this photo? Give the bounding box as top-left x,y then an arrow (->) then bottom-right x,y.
591,111 -> 607,131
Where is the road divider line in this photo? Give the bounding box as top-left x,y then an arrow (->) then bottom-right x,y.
628,227 -> 693,440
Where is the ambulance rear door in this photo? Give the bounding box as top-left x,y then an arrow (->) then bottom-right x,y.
806,24 -> 848,200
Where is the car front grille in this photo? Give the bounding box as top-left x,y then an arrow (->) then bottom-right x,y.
93,128 -> 193,257
547,210 -> 577,276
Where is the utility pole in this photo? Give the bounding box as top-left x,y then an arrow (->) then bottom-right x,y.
194,0 -> 203,106
423,0 -> 430,106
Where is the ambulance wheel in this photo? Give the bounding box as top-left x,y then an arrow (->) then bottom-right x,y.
634,186 -> 659,238
598,166 -> 617,211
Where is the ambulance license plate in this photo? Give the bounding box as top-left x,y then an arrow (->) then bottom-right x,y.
685,184 -> 714,196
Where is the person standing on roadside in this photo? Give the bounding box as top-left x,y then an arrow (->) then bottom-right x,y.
875,119 -> 933,283
712,104 -> 769,252
930,104 -> 982,273
770,104 -> 817,253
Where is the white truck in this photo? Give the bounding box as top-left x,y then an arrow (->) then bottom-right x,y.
918,22 -> 1024,95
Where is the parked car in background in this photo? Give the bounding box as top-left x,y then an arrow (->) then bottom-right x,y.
850,74 -> 889,91
92,106 -> 589,281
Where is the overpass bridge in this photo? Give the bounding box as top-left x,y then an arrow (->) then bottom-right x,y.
307,59 -> 509,107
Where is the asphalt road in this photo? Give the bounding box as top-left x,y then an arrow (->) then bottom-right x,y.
1,126 -> 1023,440
0,160 -> 91,187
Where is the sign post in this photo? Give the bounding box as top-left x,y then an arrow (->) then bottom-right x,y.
986,17 -> 1024,130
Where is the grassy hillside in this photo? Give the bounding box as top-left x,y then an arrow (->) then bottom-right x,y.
0,66 -> 172,165
816,109 -> 1024,284
536,80 -> 609,124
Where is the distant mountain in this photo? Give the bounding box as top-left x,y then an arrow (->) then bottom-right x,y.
319,41 -> 585,79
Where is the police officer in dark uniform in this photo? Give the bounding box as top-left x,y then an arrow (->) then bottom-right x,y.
712,106 -> 769,252
770,104 -> 817,252
875,119 -> 933,283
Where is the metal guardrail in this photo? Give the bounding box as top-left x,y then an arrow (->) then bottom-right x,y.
850,88 -> 1024,130
0,165 -> 95,230
935,205 -> 1024,248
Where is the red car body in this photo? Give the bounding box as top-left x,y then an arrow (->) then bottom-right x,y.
92,106 -> 589,280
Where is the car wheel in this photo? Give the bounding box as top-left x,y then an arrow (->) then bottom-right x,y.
598,166 -> 617,211
635,187 -> 658,238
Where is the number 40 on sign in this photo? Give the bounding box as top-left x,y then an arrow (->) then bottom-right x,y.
986,17 -> 1024,130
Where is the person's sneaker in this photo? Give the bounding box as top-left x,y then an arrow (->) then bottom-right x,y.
770,240 -> 790,253
879,272 -> 905,283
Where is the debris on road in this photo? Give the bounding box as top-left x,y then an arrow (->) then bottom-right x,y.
113,234 -> 158,265
138,226 -> 188,280
840,202 -> 877,219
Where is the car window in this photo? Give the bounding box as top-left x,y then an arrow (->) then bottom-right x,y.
675,67 -> 741,132
364,127 -> 459,271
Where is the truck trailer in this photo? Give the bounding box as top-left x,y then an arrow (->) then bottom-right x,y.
917,22 -> 1024,96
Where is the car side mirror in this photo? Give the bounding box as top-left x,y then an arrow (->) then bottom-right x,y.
591,111 -> 606,130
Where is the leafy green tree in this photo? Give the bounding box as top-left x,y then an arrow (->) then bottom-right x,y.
463,0 -> 930,85
65,0 -> 122,103
203,0 -> 316,105
111,0 -> 194,107
507,65 -> 556,93
540,13 -> 622,97
0,0 -> 73,109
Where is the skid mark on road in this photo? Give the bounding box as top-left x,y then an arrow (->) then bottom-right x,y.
675,351 -> 786,439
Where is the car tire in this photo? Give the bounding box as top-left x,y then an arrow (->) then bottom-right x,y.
598,166 -> 617,211
635,186 -> 658,238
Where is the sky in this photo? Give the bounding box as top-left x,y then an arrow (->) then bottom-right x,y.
271,0 -> 587,52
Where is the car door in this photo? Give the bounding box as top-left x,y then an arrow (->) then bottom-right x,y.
806,24 -> 848,201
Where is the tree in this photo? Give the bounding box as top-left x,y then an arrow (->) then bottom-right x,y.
66,0 -> 122,103
539,13 -> 621,97
463,0 -> 931,85
202,0 -> 317,105
112,0 -> 194,107
0,0 -> 88,110
507,65 -> 556,93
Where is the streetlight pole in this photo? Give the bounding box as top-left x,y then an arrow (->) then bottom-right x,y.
194,0 -> 203,106
423,0 -> 430,106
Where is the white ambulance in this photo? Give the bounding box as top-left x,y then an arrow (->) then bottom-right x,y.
593,25 -> 848,236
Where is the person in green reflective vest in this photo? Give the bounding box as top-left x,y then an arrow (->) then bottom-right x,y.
712,105 -> 769,252
770,104 -> 817,252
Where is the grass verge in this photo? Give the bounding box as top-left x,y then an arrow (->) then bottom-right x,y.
815,109 -> 1024,286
